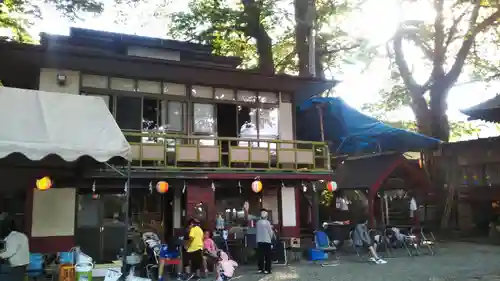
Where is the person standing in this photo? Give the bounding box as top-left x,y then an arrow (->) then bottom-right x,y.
256,209 -> 274,274
0,219 -> 29,281
185,219 -> 204,280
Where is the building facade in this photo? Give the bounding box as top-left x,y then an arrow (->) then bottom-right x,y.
0,28 -> 334,260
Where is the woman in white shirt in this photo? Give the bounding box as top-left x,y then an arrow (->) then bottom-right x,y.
0,219 -> 30,281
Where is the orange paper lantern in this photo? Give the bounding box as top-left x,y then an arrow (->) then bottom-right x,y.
156,181 -> 169,193
251,180 -> 262,193
326,181 -> 337,192
36,176 -> 52,191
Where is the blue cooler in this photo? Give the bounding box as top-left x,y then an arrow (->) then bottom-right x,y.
308,249 -> 328,261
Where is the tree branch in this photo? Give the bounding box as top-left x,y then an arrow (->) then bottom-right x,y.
446,5 -> 500,83
432,0 -> 446,77
444,5 -> 471,49
316,43 -> 361,55
393,29 -> 425,97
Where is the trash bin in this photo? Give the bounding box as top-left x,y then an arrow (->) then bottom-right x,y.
75,262 -> 93,281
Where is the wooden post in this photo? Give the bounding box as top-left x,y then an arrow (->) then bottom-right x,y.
316,104 -> 325,142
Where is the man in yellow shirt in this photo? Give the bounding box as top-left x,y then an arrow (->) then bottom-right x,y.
185,219 -> 204,279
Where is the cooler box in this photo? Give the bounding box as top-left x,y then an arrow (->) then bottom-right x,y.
308,249 -> 328,261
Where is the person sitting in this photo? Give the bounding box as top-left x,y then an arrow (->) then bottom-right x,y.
203,230 -> 218,276
0,219 -> 30,281
215,250 -> 237,281
352,215 -> 387,264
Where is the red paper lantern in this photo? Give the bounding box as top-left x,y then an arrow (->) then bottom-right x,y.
326,181 -> 337,192
156,181 -> 169,193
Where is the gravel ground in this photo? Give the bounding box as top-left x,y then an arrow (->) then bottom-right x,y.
95,242 -> 500,281
229,242 -> 500,281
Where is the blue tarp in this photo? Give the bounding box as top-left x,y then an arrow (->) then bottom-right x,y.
299,97 -> 441,154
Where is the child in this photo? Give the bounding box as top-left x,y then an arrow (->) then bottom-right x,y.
216,250 -> 237,281
203,230 -> 217,276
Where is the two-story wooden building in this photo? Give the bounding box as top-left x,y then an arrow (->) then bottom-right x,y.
0,28 -> 334,261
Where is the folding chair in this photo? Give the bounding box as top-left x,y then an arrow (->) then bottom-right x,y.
349,230 -> 368,261
313,231 -> 339,266
411,227 -> 437,256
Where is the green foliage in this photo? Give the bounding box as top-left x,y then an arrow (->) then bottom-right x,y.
0,0 -> 134,43
168,0 -> 368,74
320,189 -> 334,206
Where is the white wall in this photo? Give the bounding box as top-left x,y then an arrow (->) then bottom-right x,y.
262,193 -> 279,224
279,101 -> 294,148
31,188 -> 76,237
39,68 -> 80,94
281,187 -> 296,227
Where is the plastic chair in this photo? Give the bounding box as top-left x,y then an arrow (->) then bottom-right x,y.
26,253 -> 45,280
313,231 -> 339,266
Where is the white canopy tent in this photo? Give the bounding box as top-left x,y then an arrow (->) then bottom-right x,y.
0,87 -> 132,274
0,87 -> 131,162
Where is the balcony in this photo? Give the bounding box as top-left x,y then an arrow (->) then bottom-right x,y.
123,131 -> 331,174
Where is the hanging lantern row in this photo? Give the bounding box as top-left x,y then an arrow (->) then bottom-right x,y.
36,176 -> 53,191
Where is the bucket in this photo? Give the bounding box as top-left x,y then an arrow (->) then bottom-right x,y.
75,262 -> 93,281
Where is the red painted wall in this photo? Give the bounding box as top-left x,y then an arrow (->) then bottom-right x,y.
186,182 -> 215,230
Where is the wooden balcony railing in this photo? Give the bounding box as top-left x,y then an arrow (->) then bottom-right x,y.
123,131 -> 331,173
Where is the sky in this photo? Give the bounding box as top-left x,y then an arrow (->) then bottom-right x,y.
23,0 -> 500,139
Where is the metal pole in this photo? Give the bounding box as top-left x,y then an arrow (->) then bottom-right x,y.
121,161 -> 131,277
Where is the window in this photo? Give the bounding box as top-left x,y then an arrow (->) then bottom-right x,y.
142,97 -> 159,131
164,83 -> 186,96
137,80 -> 161,94
81,74 -> 108,88
258,92 -> 278,104
237,90 -> 257,103
215,88 -> 235,101
193,103 -> 215,134
258,107 -> 279,139
142,98 -> 186,133
110,77 -> 136,91
116,96 -> 142,131
161,101 -> 185,132
83,93 -> 113,113
191,85 -> 213,99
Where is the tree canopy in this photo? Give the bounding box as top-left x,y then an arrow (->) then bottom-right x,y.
168,0 -> 371,78
382,0 -> 499,141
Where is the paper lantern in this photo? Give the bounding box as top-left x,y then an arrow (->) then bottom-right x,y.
156,181 -> 169,193
36,176 -> 52,191
326,181 -> 337,192
251,180 -> 262,193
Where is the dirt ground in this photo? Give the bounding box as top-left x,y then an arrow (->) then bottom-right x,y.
95,242 -> 500,281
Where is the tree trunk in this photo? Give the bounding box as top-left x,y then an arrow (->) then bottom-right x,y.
429,81 -> 451,142
241,0 -> 275,75
294,0 -> 310,76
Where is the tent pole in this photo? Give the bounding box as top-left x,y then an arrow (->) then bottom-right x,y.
121,161 -> 131,277
317,105 -> 325,142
